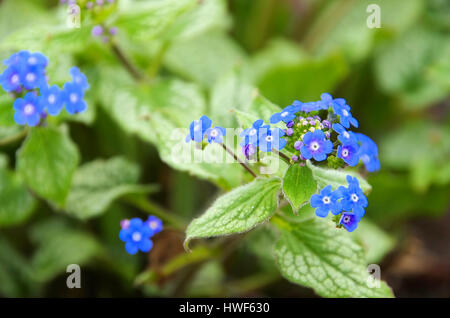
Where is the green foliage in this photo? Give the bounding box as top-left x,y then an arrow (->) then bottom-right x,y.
65,157 -> 158,219
282,164 -> 317,213
185,178 -> 281,248
16,127 -> 80,207
274,217 -> 394,298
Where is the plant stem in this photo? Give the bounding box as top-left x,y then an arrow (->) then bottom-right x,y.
221,143 -> 257,178
122,195 -> 186,230
110,42 -> 144,81
273,149 -> 290,164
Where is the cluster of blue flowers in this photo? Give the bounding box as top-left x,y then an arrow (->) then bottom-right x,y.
61,0 -> 115,8
119,216 -> 163,255
0,51 -> 89,127
270,93 -> 379,172
310,175 -> 368,232
185,115 -> 226,144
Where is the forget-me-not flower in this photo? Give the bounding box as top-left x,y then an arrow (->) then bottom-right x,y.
119,218 -> 154,255
186,115 -> 212,143
338,175 -> 368,220
259,127 -> 286,152
339,212 -> 359,232
270,103 -> 302,124
310,185 -> 342,217
300,130 -> 333,161
13,92 -> 44,127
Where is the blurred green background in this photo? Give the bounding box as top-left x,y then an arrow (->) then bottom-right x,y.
0,0 -> 449,297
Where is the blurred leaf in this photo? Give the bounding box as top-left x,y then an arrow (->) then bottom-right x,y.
282,164 -> 317,213
114,0 -> 196,41
164,31 -> 246,88
185,261 -> 225,297
185,178 -> 281,249
374,25 -> 448,109
65,157 -> 158,219
0,165 -> 36,227
16,126 -> 80,206
306,161 -> 372,194
249,38 -> 307,81
257,54 -> 348,107
367,172 -> 449,223
30,219 -> 102,282
380,120 -> 450,190
0,93 -> 15,127
274,217 -> 394,298
354,219 -> 396,264
0,235 -> 35,297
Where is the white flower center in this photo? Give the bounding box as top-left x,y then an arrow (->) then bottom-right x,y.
249,129 -> 257,136
28,57 -> 37,65
132,232 -> 142,242
343,216 -> 351,223
281,111 -> 289,117
24,104 -> 34,115
11,74 -> 19,84
342,110 -> 349,117
343,131 -> 350,138
149,221 -> 158,229
75,76 -> 82,83
265,135 -> 273,142
69,93 -> 78,103
25,73 -> 36,83
342,149 -> 349,157
310,141 -> 320,151
48,94 -> 56,104
322,196 -> 331,204
351,193 -> 359,202
193,123 -> 201,132
210,129 -> 218,137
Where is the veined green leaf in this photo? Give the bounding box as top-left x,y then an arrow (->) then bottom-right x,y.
16,127 -> 80,206
65,157 -> 158,219
185,178 -> 282,249
282,164 -> 317,213
274,218 -> 394,298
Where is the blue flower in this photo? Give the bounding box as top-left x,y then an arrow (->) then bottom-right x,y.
270,103 -> 301,124
39,84 -> 64,116
338,175 -> 368,220
356,133 -> 380,172
310,185 -> 342,217
318,93 -> 347,113
337,143 -> 360,166
240,119 -> 269,146
299,101 -> 323,112
63,82 -> 87,114
339,212 -> 359,232
69,66 -> 90,91
19,65 -> 47,90
119,218 -> 154,255
300,130 -> 333,161
205,126 -> 226,144
13,92 -> 44,126
335,103 -> 358,128
185,115 -> 212,143
259,127 -> 286,152
0,65 -> 22,92
145,215 -> 163,234
332,123 -> 357,145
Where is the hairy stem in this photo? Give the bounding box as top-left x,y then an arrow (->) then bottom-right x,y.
110,42 -> 144,81
221,143 -> 257,178
273,149 -> 291,164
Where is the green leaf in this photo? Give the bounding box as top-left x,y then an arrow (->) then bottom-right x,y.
65,157 -> 158,219
98,71 -> 243,189
354,219 -> 396,264
185,178 -> 281,248
16,127 -> 80,206
30,219 -> 101,282
257,53 -> 348,107
164,31 -> 246,88
274,218 -> 394,298
0,93 -> 15,127
306,161 -> 372,194
0,166 -> 36,227
282,164 -> 317,213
